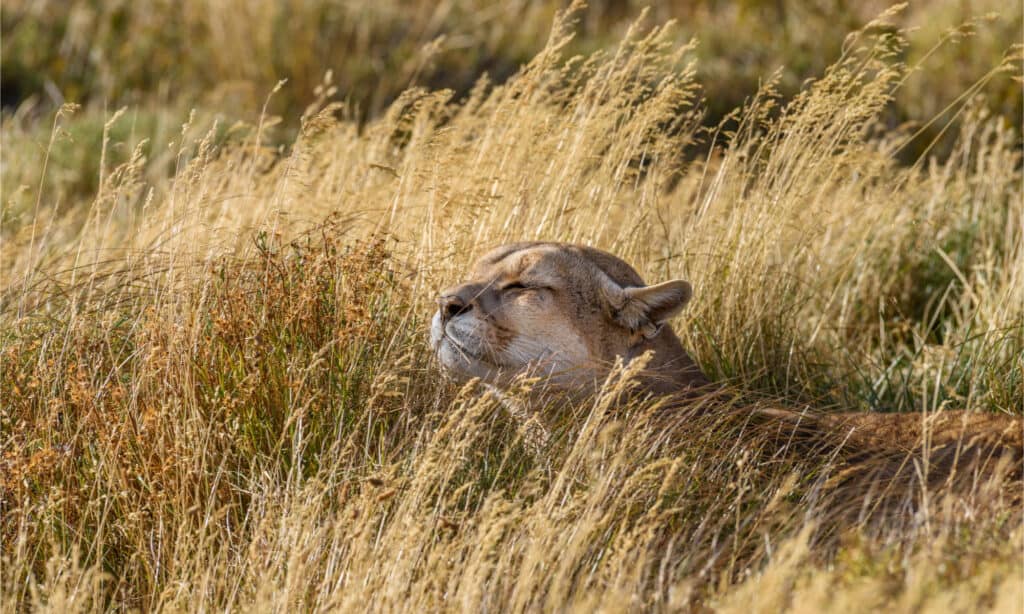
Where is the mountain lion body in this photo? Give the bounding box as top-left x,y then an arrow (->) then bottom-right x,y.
430,242 -> 1021,479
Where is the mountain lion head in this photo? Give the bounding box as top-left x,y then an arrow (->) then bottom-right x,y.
430,242 -> 708,395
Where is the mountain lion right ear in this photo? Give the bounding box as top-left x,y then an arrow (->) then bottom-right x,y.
622,280 -> 692,324
599,272 -> 693,338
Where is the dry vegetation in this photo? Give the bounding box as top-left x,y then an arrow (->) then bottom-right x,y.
1,2 -> 1023,612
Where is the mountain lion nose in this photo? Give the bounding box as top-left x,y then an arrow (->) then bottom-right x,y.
438,294 -> 471,323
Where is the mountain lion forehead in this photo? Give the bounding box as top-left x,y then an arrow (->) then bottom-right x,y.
476,244 -> 582,281
473,242 -> 646,288
478,242 -> 559,266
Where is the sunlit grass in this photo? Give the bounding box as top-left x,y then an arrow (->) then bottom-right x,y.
1,5 -> 1021,612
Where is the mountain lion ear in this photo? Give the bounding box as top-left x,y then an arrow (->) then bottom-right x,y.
622,280 -> 692,325
600,272 -> 693,339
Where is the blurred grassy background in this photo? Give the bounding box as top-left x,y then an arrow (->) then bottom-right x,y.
4,0 -> 1021,148
4,0 -> 1020,233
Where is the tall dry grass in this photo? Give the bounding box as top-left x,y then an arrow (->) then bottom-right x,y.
1,6 -> 1022,612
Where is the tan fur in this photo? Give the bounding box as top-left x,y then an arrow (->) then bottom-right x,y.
430,242 -> 708,395
431,242 -> 1022,490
